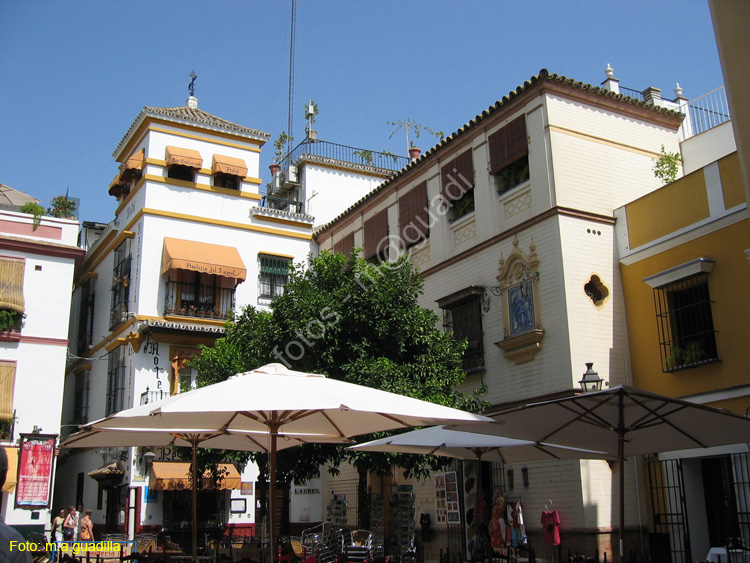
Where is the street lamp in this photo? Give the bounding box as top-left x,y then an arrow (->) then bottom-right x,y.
579,362 -> 603,394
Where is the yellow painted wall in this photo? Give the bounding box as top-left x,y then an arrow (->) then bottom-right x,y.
719,152 -> 745,209
620,219 -> 750,414
625,169 -> 709,249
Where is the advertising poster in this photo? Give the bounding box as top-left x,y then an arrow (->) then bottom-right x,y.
434,471 -> 460,525
15,434 -> 56,509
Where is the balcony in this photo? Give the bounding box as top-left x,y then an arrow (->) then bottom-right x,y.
279,140 -> 410,173
140,388 -> 172,405
164,281 -> 235,320
260,195 -> 305,215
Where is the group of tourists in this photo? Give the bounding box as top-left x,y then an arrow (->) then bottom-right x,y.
50,504 -> 95,543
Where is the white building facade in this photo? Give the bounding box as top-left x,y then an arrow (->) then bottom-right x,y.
0,199 -> 83,537
56,97 -> 317,545
315,68 -> 686,561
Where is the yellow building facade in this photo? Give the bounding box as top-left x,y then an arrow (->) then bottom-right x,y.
616,147 -> 750,560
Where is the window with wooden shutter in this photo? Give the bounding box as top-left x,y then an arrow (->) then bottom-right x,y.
440,149 -> 474,203
399,182 -> 429,247
364,209 -> 389,261
333,233 -> 355,256
489,115 -> 530,195
0,361 -> 16,420
0,258 -> 25,315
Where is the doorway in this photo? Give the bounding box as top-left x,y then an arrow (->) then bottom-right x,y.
702,456 -> 740,546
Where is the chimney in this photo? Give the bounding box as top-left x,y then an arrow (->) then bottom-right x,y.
642,87 -> 662,105
408,147 -> 421,161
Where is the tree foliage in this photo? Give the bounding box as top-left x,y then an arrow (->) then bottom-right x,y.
190,251 -> 487,485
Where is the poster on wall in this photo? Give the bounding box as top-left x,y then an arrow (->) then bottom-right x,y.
434,472 -> 460,525
15,434 -> 57,510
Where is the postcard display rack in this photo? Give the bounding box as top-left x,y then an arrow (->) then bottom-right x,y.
327,494 -> 348,527
370,493 -> 385,559
390,485 -> 416,556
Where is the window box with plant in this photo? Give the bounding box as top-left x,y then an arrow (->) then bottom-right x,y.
0,412 -> 17,441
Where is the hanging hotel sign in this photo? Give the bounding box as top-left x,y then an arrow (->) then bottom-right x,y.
15,434 -> 57,510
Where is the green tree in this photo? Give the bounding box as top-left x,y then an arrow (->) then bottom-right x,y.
190,251 -> 487,526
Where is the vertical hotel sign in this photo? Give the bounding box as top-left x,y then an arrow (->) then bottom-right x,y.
15,434 -> 57,509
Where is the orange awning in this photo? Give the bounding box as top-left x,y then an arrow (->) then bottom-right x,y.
165,146 -> 203,169
161,237 -> 246,281
149,462 -> 241,491
122,149 -> 145,171
2,446 -> 17,493
212,154 -> 248,177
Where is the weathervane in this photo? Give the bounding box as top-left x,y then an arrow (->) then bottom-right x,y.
188,70 -> 197,97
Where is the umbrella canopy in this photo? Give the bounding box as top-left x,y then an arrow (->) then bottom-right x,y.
451,385 -> 750,563
0,184 -> 40,206
349,424 -> 610,463
86,363 -> 491,436
64,363 -> 492,562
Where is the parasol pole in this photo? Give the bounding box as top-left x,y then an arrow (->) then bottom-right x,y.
191,436 -> 199,563
269,420 -> 279,563
617,393 -> 625,563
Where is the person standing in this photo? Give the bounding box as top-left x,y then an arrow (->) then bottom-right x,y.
50,509 -> 65,544
80,509 -> 94,542
62,506 -> 77,542
0,445 -> 33,563
75,504 -> 83,541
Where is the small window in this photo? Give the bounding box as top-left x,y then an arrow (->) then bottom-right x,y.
438,287 -> 485,373
168,164 -> 195,182
106,347 -> 127,415
214,173 -> 240,190
259,255 -> 292,299
441,149 -> 474,222
73,370 -> 90,424
489,115 -> 529,195
584,274 -> 610,307
0,361 -> 17,440
653,273 -> 719,372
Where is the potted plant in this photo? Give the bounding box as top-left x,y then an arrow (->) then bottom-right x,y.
353,149 -> 374,166
20,201 -> 45,230
304,100 -> 319,141
0,309 -> 24,334
388,119 -> 444,157
48,194 -> 77,218
271,131 -> 293,176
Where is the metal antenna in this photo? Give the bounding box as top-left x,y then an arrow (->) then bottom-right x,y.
287,0 -> 297,156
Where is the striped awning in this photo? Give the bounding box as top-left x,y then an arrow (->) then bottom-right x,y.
0,258 -> 25,314
161,238 -> 246,282
212,154 -> 248,177
165,146 -> 203,169
149,462 -> 241,491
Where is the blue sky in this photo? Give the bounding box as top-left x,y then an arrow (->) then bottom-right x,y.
0,1 -> 724,223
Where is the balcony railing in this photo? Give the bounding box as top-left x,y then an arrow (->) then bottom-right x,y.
164,281 -> 235,320
280,140 -> 409,172
140,388 -> 172,405
259,195 -> 305,214
687,85 -> 730,136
